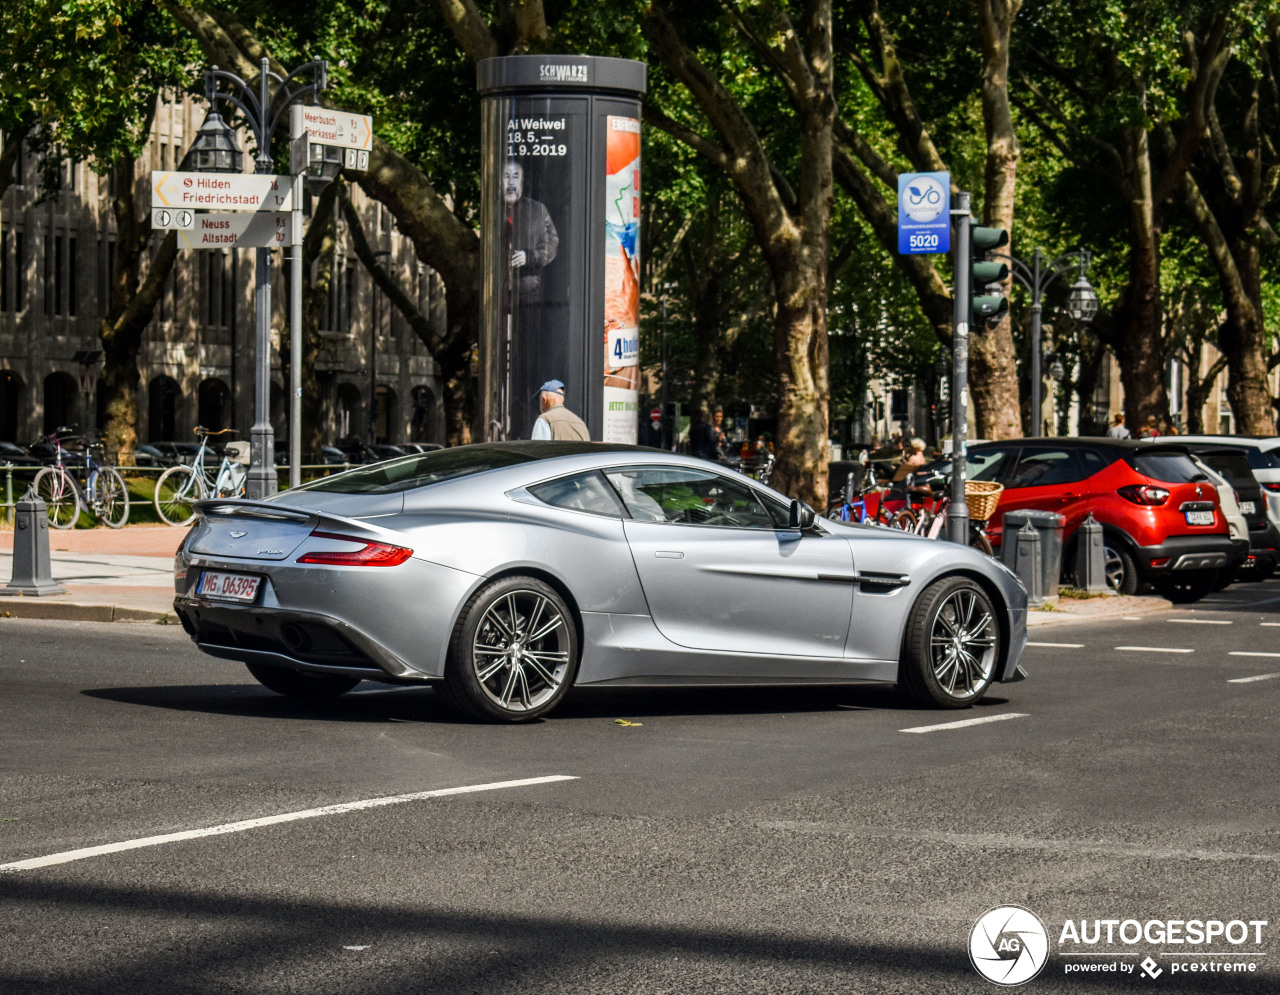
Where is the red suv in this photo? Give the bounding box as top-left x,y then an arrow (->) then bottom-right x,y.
951,440 -> 1235,602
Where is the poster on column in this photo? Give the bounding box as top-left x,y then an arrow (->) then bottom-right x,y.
603,116 -> 641,443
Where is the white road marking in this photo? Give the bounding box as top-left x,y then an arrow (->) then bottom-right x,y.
1169,618 -> 1232,625
1121,616 -> 1145,621
1115,646 -> 1194,654
1027,641 -> 1083,648
1229,651 -> 1280,659
1227,673 -> 1280,684
758,821 -> 1280,863
900,713 -> 1028,734
1261,622 -> 1280,627
0,775 -> 577,873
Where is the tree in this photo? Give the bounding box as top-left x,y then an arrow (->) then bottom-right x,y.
1015,0 -> 1232,432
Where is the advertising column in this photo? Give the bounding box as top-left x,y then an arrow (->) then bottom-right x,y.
477,56 -> 646,442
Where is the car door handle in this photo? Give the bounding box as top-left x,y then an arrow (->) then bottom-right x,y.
654,550 -> 685,559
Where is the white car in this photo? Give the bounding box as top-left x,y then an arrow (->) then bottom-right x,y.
1162,436 -> 1280,533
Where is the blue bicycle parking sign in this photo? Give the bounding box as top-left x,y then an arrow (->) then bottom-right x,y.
897,171 -> 950,254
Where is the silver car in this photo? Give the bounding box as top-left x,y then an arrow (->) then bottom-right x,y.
173,443 -> 1028,721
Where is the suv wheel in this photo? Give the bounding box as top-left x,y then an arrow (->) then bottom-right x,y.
1103,541 -> 1139,596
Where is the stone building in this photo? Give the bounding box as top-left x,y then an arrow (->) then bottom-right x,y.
0,95 -> 445,456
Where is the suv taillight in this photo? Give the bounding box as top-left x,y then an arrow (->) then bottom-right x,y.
1263,482 -> 1280,493
296,531 -> 413,566
1118,484 -> 1170,506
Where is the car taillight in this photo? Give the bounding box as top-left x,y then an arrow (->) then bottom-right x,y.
296,530 -> 413,566
1263,482 -> 1280,493
1118,484 -> 1170,506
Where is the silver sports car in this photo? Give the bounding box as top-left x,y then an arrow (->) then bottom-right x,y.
173,443 -> 1028,721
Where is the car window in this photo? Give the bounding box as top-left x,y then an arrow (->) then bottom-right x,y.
1080,449 -> 1114,477
918,449 -> 1008,488
1243,446 -> 1280,471
298,446 -> 538,494
1195,451 -> 1259,491
528,472 -> 625,518
1006,449 -> 1086,488
604,467 -> 784,529
1128,452 -> 1206,484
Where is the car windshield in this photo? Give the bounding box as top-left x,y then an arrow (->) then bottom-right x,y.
297,446 -> 539,494
1129,452 -> 1206,484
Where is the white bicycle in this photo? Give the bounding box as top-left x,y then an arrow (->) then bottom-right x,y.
152,427 -> 248,526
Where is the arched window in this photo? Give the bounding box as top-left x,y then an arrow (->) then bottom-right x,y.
375,384 -> 397,444
197,378 -> 230,431
147,375 -> 181,441
0,370 -> 23,440
43,372 -> 79,435
335,382 -> 362,445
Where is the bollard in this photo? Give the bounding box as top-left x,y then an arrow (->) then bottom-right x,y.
1075,513 -> 1110,594
1014,521 -> 1044,606
0,498 -> 68,597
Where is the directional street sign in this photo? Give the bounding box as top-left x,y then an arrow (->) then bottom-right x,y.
176,211 -> 295,250
897,171 -> 951,254
151,171 -> 294,211
152,208 -> 194,230
295,106 -> 373,150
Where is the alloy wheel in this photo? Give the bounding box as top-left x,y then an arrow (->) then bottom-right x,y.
471,589 -> 572,713
927,588 -> 997,700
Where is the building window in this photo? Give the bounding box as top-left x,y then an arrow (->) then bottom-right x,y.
1,231 -> 9,312
68,238 -> 77,317
14,232 -> 23,310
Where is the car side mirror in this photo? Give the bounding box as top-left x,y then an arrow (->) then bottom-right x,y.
788,499 -> 816,530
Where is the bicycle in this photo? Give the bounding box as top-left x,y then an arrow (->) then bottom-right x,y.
29,428 -> 130,529
894,478 -> 999,556
153,427 -> 247,526
826,469 -> 904,527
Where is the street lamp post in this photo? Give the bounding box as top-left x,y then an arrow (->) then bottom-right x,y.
996,248 -> 1098,436
187,57 -> 327,498
660,282 -> 676,451
369,250 -> 391,445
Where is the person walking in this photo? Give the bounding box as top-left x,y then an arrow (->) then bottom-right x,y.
531,380 -> 590,441
1106,413 -> 1131,439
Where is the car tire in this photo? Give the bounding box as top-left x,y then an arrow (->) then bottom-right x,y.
899,576 -> 1001,709
1103,540 -> 1139,596
1155,570 -> 1217,604
441,576 -> 580,723
245,662 -> 360,699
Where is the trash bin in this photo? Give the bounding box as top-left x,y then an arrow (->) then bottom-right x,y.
1001,509 -> 1065,599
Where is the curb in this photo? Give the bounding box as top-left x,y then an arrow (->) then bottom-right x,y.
1027,595 -> 1172,626
0,600 -> 178,624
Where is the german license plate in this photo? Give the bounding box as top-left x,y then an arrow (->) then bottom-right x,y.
197,570 -> 262,603
1185,510 -> 1214,526
1240,501 -> 1255,515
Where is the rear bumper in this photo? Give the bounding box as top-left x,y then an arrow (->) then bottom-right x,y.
1135,535 -> 1237,576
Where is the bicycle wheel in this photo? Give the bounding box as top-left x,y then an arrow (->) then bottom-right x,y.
91,467 -> 130,528
154,465 -> 204,526
214,461 -> 247,498
968,522 -> 995,556
891,509 -> 918,532
32,467 -> 82,529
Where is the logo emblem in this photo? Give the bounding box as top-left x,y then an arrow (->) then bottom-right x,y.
902,175 -> 946,223
229,530 -> 247,539
1140,956 -> 1163,979
1196,484 -> 1203,498
969,906 -> 1049,986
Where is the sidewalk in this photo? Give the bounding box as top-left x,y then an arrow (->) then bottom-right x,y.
1,523 -> 1176,627
0,525 -> 184,623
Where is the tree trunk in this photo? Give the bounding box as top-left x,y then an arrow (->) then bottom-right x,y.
1218,241 -> 1273,433
99,146 -> 179,456
971,0 -> 1023,440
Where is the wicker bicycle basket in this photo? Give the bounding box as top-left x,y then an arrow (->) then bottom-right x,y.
964,480 -> 1004,522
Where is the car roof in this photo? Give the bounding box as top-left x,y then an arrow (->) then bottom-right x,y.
1166,435 -> 1280,451
969,437 -> 1187,455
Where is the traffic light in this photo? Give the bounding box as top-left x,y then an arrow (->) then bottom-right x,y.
970,226 -> 1009,323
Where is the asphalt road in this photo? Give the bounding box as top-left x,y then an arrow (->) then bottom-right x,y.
2,580 -> 1278,993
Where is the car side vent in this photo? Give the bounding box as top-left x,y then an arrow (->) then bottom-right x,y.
856,572 -> 910,592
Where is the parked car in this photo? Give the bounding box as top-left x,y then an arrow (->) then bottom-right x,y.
0,441 -> 39,466
394,442 -> 446,455
131,444 -> 167,468
173,442 -> 1029,720
1186,454 -> 1250,582
1143,440 -> 1280,581
895,439 -> 1235,602
149,441 -> 203,466
1159,435 -> 1280,536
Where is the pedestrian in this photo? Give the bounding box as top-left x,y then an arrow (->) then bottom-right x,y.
531,380 -> 590,440
1106,413 -> 1131,439
1139,415 -> 1160,439
891,437 -> 929,483
689,408 -> 718,461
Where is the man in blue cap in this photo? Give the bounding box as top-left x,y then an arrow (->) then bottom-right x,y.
531,380 -> 590,440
